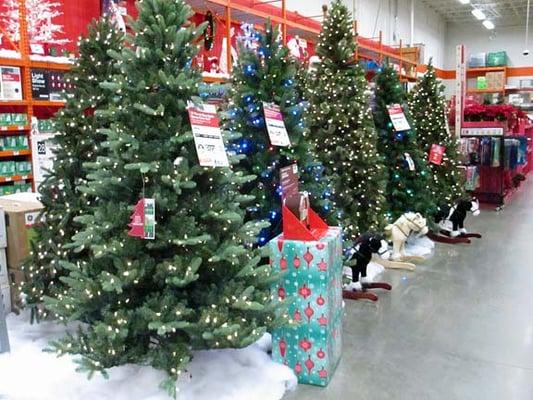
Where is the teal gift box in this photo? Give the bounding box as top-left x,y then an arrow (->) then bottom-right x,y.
269,226 -> 343,386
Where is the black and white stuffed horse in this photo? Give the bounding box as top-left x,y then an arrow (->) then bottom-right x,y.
343,233 -> 392,301
434,198 -> 480,238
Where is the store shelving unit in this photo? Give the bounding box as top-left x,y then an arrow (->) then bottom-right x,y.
466,66 -> 507,95
0,0 -> 69,193
186,0 -> 419,82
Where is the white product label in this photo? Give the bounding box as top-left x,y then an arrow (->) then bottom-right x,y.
187,102 -> 229,168
263,102 -> 291,147
387,104 -> 411,132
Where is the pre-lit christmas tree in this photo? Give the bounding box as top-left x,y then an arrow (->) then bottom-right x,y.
305,0 -> 387,244
0,0 -> 68,45
20,18 -> 124,322
223,20 -> 329,246
373,64 -> 436,220
408,61 -> 465,205
45,0 -> 277,394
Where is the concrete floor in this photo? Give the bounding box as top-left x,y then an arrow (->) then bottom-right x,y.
285,180 -> 533,400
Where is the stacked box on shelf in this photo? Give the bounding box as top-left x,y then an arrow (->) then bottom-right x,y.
37,119 -> 56,133
469,52 -> 486,68
16,161 -> 32,175
487,51 -> 507,67
0,162 -> 16,177
476,77 -> 487,90
269,227 -> 343,387
0,114 -> 11,127
0,114 -> 27,128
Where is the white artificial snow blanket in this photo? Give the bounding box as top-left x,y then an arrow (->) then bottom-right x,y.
0,312 -> 297,400
405,235 -> 435,258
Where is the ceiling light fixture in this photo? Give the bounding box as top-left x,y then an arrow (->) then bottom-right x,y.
472,8 -> 486,20
458,0 -> 470,4
483,20 -> 495,29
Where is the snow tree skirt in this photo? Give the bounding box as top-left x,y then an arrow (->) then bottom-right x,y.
0,312 -> 297,400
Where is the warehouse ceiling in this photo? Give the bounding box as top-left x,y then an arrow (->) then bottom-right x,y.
421,0 -> 530,26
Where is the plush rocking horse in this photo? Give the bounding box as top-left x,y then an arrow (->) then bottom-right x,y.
429,198 -> 482,244
383,212 -> 429,268
342,233 -> 392,302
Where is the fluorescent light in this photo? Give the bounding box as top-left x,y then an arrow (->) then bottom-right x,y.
483,20 -> 495,29
458,0 -> 470,4
472,8 -> 486,20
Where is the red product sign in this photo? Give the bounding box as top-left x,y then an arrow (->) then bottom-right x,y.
429,144 -> 446,165
280,164 -> 299,201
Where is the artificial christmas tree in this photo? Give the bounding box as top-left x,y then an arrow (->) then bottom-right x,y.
305,0 -> 387,244
20,18 -> 124,322
223,20 -> 328,246
408,61 -> 465,206
45,0 -> 277,395
0,0 -> 68,46
373,64 -> 436,220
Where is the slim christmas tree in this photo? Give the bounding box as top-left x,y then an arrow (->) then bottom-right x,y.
0,0 -> 68,45
373,64 -> 436,220
408,61 -> 465,205
20,18 -> 124,322
45,0 -> 277,395
223,20 -> 328,246
305,0 -> 387,244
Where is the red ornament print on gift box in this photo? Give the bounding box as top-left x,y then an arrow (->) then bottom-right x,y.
279,338 -> 287,358
316,243 -> 326,250
295,362 -> 303,375
304,303 -> 314,321
277,239 -> 284,252
304,247 -> 314,267
305,356 -> 315,372
317,348 -> 326,359
317,258 -> 327,272
318,314 -> 328,326
316,295 -> 325,306
277,287 -> 286,300
299,338 -> 312,352
294,309 -> 302,321
280,256 -> 288,270
293,255 -> 301,269
299,284 -> 311,299
319,367 -> 328,379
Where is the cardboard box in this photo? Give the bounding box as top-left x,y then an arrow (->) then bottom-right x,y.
16,135 -> 29,150
487,51 -> 507,67
0,114 -> 12,126
269,227 -> 343,387
2,136 -> 17,150
469,52 -> 486,68
476,76 -> 487,90
0,161 -> 16,177
0,66 -> 23,101
0,198 -> 43,269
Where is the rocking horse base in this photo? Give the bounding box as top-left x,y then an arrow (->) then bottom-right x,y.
428,230 -> 471,244
460,232 -> 482,239
373,255 -> 416,271
343,290 -> 378,302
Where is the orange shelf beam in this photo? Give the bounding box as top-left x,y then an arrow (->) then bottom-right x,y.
0,174 -> 32,183
0,149 -> 31,157
0,100 -> 28,106
33,100 -> 66,107
0,125 -> 30,132
466,88 -> 505,94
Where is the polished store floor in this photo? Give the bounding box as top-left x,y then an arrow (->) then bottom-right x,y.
286,180 -> 533,400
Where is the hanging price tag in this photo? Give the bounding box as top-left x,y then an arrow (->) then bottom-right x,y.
404,153 -> 416,171
387,104 -> 411,131
429,144 -> 446,165
263,102 -> 291,147
187,102 -> 230,167
128,198 -> 156,240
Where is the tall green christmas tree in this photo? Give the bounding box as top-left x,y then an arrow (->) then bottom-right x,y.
45,0 -> 277,394
305,0 -> 387,244
20,18 -> 123,322
408,61 -> 465,206
373,64 -> 436,220
223,20 -> 328,246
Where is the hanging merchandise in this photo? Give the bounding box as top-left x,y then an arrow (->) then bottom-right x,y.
464,166 -> 480,191
187,102 -> 230,167
263,102 -> 291,147
128,198 -> 156,240
403,153 -> 416,171
491,138 -> 501,167
429,144 -> 446,165
204,11 -> 215,50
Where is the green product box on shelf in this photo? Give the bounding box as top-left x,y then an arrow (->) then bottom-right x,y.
0,162 -> 15,177
37,119 -> 55,133
11,114 -> 27,126
487,51 -> 507,67
0,114 -> 11,127
15,136 -> 29,150
477,76 -> 487,89
15,162 -> 31,175
269,227 -> 343,387
1,186 -> 15,196
2,137 -> 17,151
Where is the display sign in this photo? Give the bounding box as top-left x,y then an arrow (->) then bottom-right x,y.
455,45 -> 466,138
128,198 -> 156,240
263,102 -> 291,147
31,118 -> 58,192
0,67 -> 23,100
280,164 -> 299,201
387,104 -> 411,131
187,102 -> 229,168
429,144 -> 446,165
31,69 -> 50,100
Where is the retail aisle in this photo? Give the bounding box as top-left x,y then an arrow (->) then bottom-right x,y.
285,180 -> 533,400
